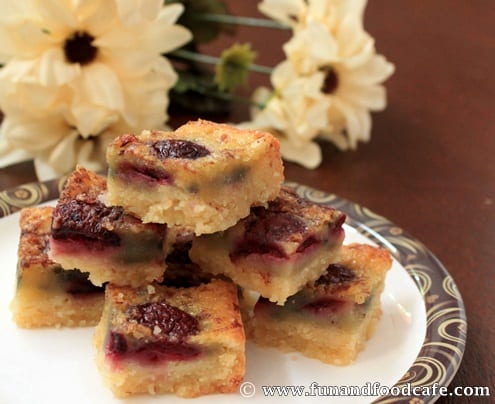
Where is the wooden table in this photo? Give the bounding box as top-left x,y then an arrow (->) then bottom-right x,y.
0,1 -> 493,402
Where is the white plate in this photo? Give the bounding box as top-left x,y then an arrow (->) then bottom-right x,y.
0,206 -> 424,404
0,181 -> 466,403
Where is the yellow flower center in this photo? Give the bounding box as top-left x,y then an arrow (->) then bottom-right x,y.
320,67 -> 339,94
64,31 -> 98,65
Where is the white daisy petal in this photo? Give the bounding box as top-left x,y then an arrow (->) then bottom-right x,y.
33,158 -> 62,181
157,3 -> 185,25
74,139 -> 107,173
0,60 -> 38,83
76,62 -> 125,111
0,22 -> 54,61
0,1 -> 33,23
336,99 -> 372,147
339,80 -> 387,111
258,0 -> 306,27
319,129 -> 351,151
38,47 -> 80,86
0,136 -> 31,167
253,98 -> 287,133
117,0 -> 163,25
140,0 -> 165,21
279,137 -> 322,169
33,0 -> 76,33
346,54 -> 396,85
45,130 -> 79,172
271,60 -> 293,89
144,24 -> 191,54
336,16 -> 375,67
78,1 -> 118,37
283,23 -> 338,73
70,102 -> 119,138
1,114 -> 65,152
99,48 -> 154,77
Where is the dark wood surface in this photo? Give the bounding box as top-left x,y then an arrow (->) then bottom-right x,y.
1,1 -> 493,402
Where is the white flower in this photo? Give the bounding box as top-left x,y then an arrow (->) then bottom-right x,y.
249,3 -> 394,162
0,100 -> 135,180
283,17 -> 374,75
258,0 -> 367,30
240,62 -> 330,168
0,0 -> 191,180
283,18 -> 394,149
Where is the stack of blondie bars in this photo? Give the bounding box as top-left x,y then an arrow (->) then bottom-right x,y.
10,120 -> 392,398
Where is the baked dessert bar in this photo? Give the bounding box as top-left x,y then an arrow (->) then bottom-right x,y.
105,119 -> 284,235
247,243 -> 392,365
10,207 -> 104,328
93,280 -> 245,398
49,166 -> 168,287
189,187 -> 346,304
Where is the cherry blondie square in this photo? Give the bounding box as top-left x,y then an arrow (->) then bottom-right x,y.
93,280 -> 245,398
10,207 -> 104,328
190,187 -> 346,304
247,243 -> 392,365
105,119 -> 284,235
49,166 -> 169,287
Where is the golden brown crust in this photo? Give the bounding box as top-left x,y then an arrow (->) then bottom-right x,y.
224,186 -> 346,253
107,119 -> 283,187
59,164 -> 106,202
265,187 -> 344,232
109,119 -> 282,174
18,207 -> 54,271
106,280 -> 245,344
19,206 -> 53,234
174,119 -> 282,165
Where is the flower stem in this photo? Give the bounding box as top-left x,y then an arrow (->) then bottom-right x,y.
190,13 -> 288,30
170,49 -> 273,75
189,84 -> 265,109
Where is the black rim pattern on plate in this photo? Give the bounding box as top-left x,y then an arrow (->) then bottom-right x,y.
0,177 -> 66,217
0,179 -> 467,404
292,182 -> 467,404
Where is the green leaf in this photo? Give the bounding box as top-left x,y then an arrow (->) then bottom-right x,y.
214,43 -> 256,93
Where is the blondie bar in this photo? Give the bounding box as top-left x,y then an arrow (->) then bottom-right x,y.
105,119 -> 284,235
49,166 -> 168,287
190,187 -> 346,304
93,280 -> 245,397
248,243 -> 392,365
10,207 -> 104,328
